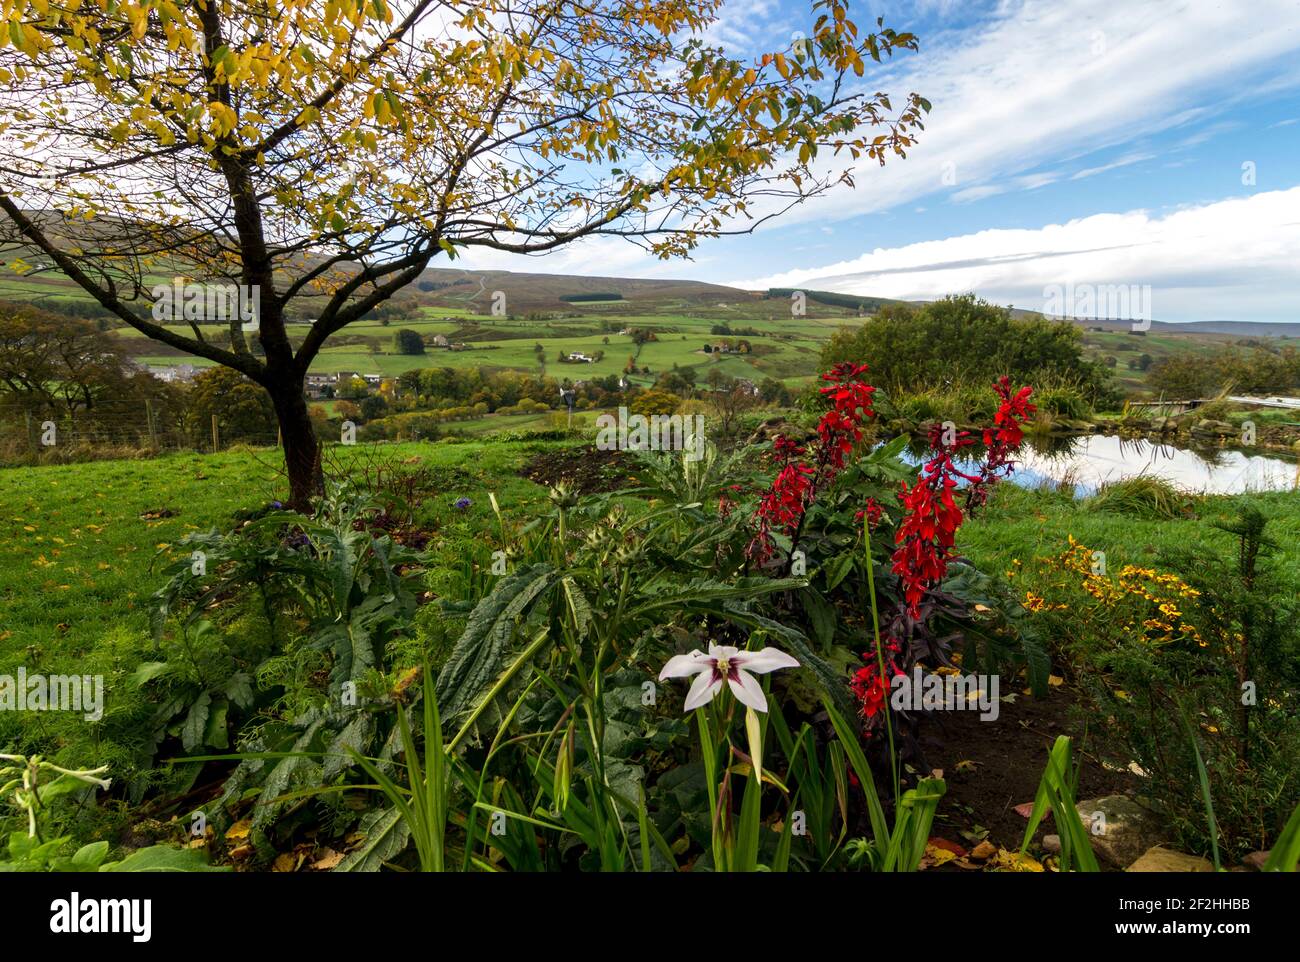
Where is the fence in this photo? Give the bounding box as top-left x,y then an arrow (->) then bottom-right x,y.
0,402 -> 282,467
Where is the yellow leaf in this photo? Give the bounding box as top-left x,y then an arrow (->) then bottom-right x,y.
992,849 -> 1044,872
923,843 -> 958,868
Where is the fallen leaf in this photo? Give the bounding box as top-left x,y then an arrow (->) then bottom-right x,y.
928,836 -> 967,857
922,843 -> 959,869
991,848 -> 1044,872
311,848 -> 344,871
272,853 -> 297,873
1013,801 -> 1043,819
971,840 -> 997,860
225,819 -> 251,841
1048,674 -> 1065,687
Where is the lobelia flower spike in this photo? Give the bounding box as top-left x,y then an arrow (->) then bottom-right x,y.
659,643 -> 799,713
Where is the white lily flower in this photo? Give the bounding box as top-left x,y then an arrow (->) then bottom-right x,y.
658,643 -> 799,713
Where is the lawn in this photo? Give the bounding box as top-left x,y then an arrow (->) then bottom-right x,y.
0,438 -> 564,793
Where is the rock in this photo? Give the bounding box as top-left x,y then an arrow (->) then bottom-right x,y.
1158,417 -> 1179,433
1242,850 -> 1271,871
1075,795 -> 1168,868
1126,846 -> 1214,872
1042,834 -> 1061,855
745,417 -> 812,447
1191,419 -> 1234,436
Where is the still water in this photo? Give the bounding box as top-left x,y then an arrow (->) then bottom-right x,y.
898,434 -> 1298,496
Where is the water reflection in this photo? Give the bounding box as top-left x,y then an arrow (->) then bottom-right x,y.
895,433 -> 1297,496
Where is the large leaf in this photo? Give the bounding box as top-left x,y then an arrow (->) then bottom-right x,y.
181,691 -> 211,752
101,845 -> 230,872
625,576 -> 806,621
798,586 -> 837,650
336,805 -> 411,872
436,563 -> 559,723
250,714 -> 330,837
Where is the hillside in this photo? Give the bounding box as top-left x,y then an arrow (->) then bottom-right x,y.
2,252 -> 1295,394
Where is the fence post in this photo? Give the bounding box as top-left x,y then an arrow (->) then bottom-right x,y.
145,398 -> 157,447
211,413 -> 219,453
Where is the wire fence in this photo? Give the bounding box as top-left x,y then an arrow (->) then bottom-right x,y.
0,402 -> 283,467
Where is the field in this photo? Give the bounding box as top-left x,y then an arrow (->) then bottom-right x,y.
13,259 -> 1293,398
1079,328 -> 1257,393
1,261 -> 859,389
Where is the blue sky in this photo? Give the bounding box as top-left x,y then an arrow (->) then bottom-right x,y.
460,0 -> 1300,323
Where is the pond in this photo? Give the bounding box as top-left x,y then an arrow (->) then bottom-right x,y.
898,433 -> 1299,496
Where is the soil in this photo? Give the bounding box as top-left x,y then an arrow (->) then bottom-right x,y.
922,683 -> 1137,859
520,444 -> 638,494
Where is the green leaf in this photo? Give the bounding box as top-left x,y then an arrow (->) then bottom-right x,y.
181,691 -> 211,751
798,586 -> 837,649
203,698 -> 230,750
435,563 -> 559,723
223,672 -> 254,710
128,661 -> 171,688
1263,801 -> 1300,872
336,806 -> 411,872
101,845 -> 229,872
67,841 -> 110,872
823,552 -> 855,592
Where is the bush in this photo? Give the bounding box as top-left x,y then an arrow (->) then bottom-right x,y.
821,294 -> 1113,405
1090,475 -> 1195,520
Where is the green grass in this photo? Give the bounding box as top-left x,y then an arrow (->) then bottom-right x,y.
0,438 -> 568,796
958,482 -> 1300,584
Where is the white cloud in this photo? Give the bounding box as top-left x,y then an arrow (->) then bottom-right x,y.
749,0 -> 1300,227
730,187 -> 1300,323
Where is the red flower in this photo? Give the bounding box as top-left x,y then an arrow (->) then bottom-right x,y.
747,365 -> 877,564
851,657 -> 899,722
854,496 -> 884,530
890,379 -> 1035,618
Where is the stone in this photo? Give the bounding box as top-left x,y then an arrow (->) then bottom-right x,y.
1242,850 -> 1271,871
1191,419 -> 1234,436
1126,846 -> 1214,872
1042,834 -> 1061,855
1075,795 -> 1168,868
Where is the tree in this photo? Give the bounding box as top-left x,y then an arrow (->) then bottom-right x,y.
184,366 -> 277,443
628,389 -> 680,418
821,294 -> 1112,403
0,301 -> 181,433
704,372 -> 760,436
758,376 -> 792,405
359,394 -> 389,421
393,328 -> 426,355
0,0 -> 926,506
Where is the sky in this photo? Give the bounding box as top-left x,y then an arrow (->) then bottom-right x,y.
457,0 -> 1300,324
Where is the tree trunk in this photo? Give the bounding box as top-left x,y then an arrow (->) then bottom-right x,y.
271,380 -> 323,511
